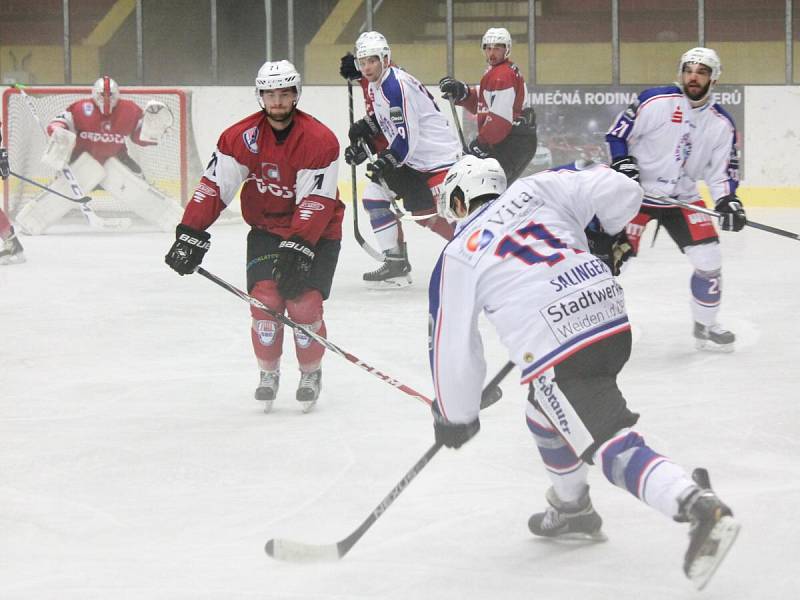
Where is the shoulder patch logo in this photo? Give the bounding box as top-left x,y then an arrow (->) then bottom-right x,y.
243,126 -> 259,154
83,101 -> 94,117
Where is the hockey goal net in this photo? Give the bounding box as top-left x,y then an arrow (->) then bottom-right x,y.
1,86 -> 189,217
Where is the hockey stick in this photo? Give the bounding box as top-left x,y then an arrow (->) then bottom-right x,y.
197,266 -> 433,406
13,85 -> 132,231
480,359 -> 514,409
265,366 -> 514,562
448,97 -> 467,150
8,169 -> 91,203
648,195 -> 800,241
347,81 -> 384,262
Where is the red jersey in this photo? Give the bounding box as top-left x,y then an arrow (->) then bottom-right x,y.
48,98 -> 152,164
458,60 -> 527,146
182,109 -> 344,244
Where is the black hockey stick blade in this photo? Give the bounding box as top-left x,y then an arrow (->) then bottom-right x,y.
265,442 -> 443,562
480,360 -> 514,409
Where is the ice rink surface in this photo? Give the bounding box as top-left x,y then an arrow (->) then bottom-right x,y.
1,208 -> 799,599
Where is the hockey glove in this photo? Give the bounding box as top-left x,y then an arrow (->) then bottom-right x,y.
348,115 -> 380,145
432,400 -> 480,449
339,52 -> 361,81
366,150 -> 400,183
610,155 -> 640,182
273,236 -> 315,299
585,227 -> 634,276
0,147 -> 9,180
165,224 -> 210,276
467,137 -> 492,159
715,194 -> 746,232
344,143 -> 368,166
438,77 -> 468,102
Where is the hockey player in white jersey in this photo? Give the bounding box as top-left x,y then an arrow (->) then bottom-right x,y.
344,31 -> 462,287
606,47 -> 744,351
429,155 -> 740,590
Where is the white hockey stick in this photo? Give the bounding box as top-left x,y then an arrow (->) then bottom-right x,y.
14,85 -> 132,231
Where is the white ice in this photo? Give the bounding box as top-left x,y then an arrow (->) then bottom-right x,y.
1,208 -> 798,599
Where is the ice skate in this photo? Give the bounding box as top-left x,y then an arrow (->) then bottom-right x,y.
528,486 -> 607,542
678,468 -> 740,590
363,243 -> 412,289
0,230 -> 25,266
255,370 -> 280,413
296,368 -> 321,413
694,322 -> 735,352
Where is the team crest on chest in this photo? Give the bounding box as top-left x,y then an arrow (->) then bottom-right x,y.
261,162 -> 280,181
671,105 -> 683,123
243,126 -> 259,154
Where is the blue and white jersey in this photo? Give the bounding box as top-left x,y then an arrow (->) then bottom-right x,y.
606,85 -> 738,207
368,66 -> 462,172
428,163 -> 642,425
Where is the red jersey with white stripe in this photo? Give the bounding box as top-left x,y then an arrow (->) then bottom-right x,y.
458,60 -> 528,146
181,109 -> 344,243
48,98 -> 152,164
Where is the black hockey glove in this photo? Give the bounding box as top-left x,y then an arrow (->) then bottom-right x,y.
585,225 -> 634,276
165,224 -> 210,276
715,194 -> 746,232
366,149 -> 400,183
513,107 -> 537,130
344,143 -> 368,166
273,236 -> 315,299
432,400 -> 480,449
467,137 -> 491,159
348,115 -> 380,145
438,77 -> 468,102
339,52 -> 361,81
0,147 -> 9,180
610,155 -> 640,182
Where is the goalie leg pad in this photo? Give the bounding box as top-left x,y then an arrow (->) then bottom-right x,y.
15,153 -> 105,235
101,156 -> 183,231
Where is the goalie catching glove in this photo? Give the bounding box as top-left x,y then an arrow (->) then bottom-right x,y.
585,223 -> 634,276
273,236 -> 315,299
140,100 -> 173,143
165,224 -> 210,275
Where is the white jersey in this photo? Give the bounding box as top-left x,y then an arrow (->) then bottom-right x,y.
368,66 -> 462,172
606,85 -> 738,208
428,163 -> 643,424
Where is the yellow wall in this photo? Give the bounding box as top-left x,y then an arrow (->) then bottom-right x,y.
1,46 -> 100,85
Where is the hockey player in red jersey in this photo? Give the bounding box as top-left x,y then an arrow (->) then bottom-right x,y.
165,60 -> 344,414
439,27 -> 538,183
15,75 -> 182,234
0,133 -> 25,265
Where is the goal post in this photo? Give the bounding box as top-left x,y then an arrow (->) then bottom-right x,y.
2,86 -> 190,217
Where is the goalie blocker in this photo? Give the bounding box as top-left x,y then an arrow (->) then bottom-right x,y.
15,152 -> 183,235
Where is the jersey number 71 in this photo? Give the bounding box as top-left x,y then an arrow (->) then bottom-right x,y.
496,220 -> 568,266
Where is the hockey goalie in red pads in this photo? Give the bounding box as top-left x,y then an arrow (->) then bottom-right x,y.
15,76 -> 183,234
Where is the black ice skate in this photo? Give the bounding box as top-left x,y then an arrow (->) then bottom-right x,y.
296,368 -> 322,413
363,243 -> 412,289
255,370 -> 280,413
694,322 -> 735,352
528,486 -> 607,542
677,468 -> 741,590
0,229 -> 25,266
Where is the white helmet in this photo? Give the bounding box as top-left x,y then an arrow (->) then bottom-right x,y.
481,27 -> 512,57
355,31 -> 391,64
678,47 -> 721,82
439,155 -> 507,221
255,60 -> 302,104
92,76 -> 119,116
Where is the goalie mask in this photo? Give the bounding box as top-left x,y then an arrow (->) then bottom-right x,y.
92,76 -> 119,117
439,155 -> 507,221
255,60 -> 302,108
355,31 -> 391,66
481,27 -> 512,57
